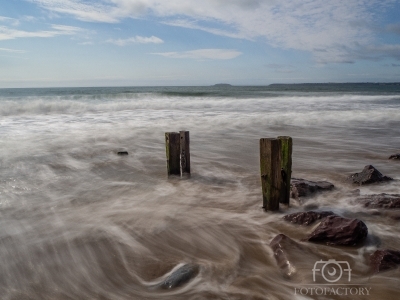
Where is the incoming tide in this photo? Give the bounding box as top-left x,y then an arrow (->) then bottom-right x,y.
0,84 -> 400,299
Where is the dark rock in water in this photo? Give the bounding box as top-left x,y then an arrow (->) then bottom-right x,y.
389,154 -> 400,160
159,264 -> 199,289
303,203 -> 320,210
389,212 -> 400,220
290,178 -> 334,199
117,151 -> 129,155
356,193 -> 400,209
283,211 -> 336,226
347,165 -> 393,185
347,189 -> 361,197
270,234 -> 325,278
370,249 -> 400,274
306,215 -> 368,246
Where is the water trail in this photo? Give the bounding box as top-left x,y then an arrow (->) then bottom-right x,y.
0,86 -> 399,299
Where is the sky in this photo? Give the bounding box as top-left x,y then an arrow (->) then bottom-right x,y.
1,0 -> 400,88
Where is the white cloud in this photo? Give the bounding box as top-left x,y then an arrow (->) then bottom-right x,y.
0,47 -> 26,53
152,49 -> 242,60
107,35 -> 164,46
28,0 -> 121,22
79,41 -> 93,45
0,24 -> 82,40
360,44 -> 400,60
25,0 -> 399,63
0,16 -> 20,26
266,63 -> 295,73
161,19 -> 249,40
21,15 -> 38,22
386,23 -> 400,35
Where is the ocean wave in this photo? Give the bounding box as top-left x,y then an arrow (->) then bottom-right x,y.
0,92 -> 399,115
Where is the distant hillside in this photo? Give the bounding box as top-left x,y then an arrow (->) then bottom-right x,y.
269,82 -> 400,87
266,82 -> 400,92
213,83 -> 232,87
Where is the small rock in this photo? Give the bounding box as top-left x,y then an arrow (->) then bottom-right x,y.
283,211 -> 336,226
117,151 -> 129,156
389,154 -> 400,160
370,249 -> 400,274
390,214 -> 400,220
270,234 -> 325,278
306,215 -> 368,246
356,193 -> 400,209
291,178 -> 334,199
347,165 -> 393,185
159,264 -> 199,289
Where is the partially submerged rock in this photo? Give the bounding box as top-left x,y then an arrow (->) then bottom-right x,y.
306,215 -> 368,246
389,154 -> 400,160
283,211 -> 336,226
370,249 -> 400,274
117,151 -> 129,156
158,263 -> 199,289
291,178 -> 334,199
270,234 -> 325,278
347,165 -> 393,185
356,193 -> 400,209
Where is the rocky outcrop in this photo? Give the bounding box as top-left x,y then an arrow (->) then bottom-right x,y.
291,178 -> 334,199
389,154 -> 400,160
283,211 -> 336,226
370,250 -> 400,274
306,215 -> 368,246
356,193 -> 400,209
347,165 -> 393,185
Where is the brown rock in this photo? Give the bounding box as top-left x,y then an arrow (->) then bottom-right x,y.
370,250 -> 400,274
291,178 -> 334,199
306,215 -> 368,246
356,193 -> 400,209
283,211 -> 336,226
347,165 -> 393,185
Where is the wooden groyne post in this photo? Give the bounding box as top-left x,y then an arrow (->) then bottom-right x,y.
165,131 -> 190,177
179,131 -> 190,175
166,132 -> 180,175
278,136 -> 292,205
260,138 -> 281,211
260,136 -> 293,211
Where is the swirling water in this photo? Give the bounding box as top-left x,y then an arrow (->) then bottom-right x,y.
0,84 -> 400,299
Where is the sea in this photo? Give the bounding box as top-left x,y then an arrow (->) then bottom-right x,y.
0,83 -> 399,299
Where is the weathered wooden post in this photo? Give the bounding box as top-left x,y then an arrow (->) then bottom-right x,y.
165,132 -> 180,175
278,136 -> 292,205
165,131 -> 190,177
179,131 -> 190,176
260,138 -> 281,211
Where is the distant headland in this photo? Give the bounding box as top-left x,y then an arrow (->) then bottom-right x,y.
213,83 -> 233,87
268,82 -> 400,87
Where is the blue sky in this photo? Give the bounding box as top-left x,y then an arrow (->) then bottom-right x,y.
1,0 -> 400,87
